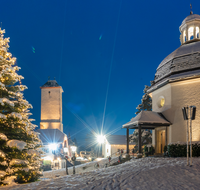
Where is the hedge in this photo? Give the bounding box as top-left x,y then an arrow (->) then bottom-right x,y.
167,142 -> 200,157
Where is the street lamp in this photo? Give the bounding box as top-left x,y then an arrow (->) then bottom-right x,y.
97,135 -> 105,144
71,144 -> 77,174
97,135 -> 105,158
63,147 -> 68,175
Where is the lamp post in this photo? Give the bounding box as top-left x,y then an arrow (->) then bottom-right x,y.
97,135 -> 105,158
64,147 -> 68,175
71,144 -> 77,174
182,105 -> 196,166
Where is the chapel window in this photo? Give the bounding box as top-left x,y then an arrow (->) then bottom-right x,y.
188,27 -> 194,40
196,27 -> 199,38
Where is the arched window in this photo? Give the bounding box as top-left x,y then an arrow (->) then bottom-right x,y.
188,27 -> 194,40
183,30 -> 186,42
196,27 -> 199,38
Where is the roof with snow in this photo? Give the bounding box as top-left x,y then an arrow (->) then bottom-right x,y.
123,111 -> 171,129
36,129 -> 66,145
41,80 -> 60,88
106,135 -> 135,145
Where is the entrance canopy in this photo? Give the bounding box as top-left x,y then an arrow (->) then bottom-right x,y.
123,111 -> 171,129
122,111 -> 171,155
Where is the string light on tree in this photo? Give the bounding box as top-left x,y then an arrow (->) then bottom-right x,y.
0,28 -> 42,186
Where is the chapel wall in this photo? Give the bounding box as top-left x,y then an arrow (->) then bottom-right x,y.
171,78 -> 200,142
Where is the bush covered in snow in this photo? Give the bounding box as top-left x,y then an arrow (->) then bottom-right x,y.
168,142 -> 200,157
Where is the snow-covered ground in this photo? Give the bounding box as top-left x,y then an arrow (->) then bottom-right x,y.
2,157 -> 200,190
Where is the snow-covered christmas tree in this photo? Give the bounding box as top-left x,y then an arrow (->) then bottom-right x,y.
0,28 -> 41,185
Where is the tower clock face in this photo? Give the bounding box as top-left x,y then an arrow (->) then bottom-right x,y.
157,96 -> 165,108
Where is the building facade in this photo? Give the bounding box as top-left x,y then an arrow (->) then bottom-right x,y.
148,12 -> 200,153
102,135 -> 135,158
40,80 -> 63,131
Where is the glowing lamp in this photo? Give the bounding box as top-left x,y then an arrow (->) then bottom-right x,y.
64,147 -> 68,153
97,135 -> 105,144
71,145 -> 77,153
49,143 -> 57,151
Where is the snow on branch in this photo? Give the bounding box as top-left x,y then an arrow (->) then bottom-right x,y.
7,140 -> 27,151
0,150 -> 6,157
10,159 -> 28,166
0,133 -> 8,141
0,98 -> 14,107
8,112 -> 23,120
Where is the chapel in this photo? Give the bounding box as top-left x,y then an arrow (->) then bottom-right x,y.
123,11 -> 200,154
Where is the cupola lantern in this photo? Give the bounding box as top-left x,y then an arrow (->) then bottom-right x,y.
179,12 -> 200,45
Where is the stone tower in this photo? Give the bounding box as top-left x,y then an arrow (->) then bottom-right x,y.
40,79 -> 63,132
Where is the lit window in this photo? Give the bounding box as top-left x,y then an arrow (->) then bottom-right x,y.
188,27 -> 194,40
157,96 -> 165,108
196,27 -> 199,38
160,98 -> 165,107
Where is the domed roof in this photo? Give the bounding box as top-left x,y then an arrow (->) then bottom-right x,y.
154,41 -> 200,83
181,14 -> 200,26
157,41 -> 200,69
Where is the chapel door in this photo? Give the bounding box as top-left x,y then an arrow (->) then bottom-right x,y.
158,130 -> 165,153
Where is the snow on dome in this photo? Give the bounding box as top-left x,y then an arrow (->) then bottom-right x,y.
7,140 -> 27,151
0,133 -> 8,141
10,159 -> 28,165
181,14 -> 200,26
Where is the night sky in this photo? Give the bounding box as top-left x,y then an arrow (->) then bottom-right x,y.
0,0 -> 199,147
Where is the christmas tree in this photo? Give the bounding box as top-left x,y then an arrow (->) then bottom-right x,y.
0,28 -> 41,185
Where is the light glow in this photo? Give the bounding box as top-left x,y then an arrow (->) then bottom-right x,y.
49,143 -> 57,151
71,145 -> 77,152
97,135 -> 105,144
64,147 -> 68,153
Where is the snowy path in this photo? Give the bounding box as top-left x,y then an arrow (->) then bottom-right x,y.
2,157 -> 200,190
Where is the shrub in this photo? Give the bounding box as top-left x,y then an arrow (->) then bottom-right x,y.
167,142 -> 200,157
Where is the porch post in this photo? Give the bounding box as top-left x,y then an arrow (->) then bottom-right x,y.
165,127 -> 167,147
126,128 -> 129,154
138,125 -> 142,154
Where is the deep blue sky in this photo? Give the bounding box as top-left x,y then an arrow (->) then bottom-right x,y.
0,0 -> 198,146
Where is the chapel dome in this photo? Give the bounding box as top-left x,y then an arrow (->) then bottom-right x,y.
152,12 -> 200,85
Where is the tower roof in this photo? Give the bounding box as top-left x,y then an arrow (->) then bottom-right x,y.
41,80 -> 60,88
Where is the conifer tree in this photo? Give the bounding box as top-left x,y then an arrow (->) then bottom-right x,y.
130,85 -> 152,151
0,28 -> 41,185
135,85 -> 152,114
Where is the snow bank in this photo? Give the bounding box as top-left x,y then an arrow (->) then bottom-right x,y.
1,157 -> 200,190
